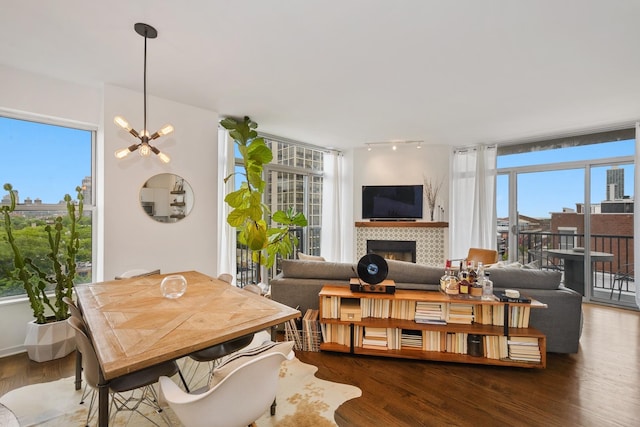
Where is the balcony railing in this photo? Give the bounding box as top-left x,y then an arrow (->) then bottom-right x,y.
515,231 -> 635,301
235,226 -> 321,287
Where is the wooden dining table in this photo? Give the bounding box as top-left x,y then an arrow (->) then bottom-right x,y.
75,270 -> 300,427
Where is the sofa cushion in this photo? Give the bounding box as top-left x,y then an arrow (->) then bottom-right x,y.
385,259 -> 443,284
488,267 -> 562,290
297,252 -> 326,262
280,259 -> 355,280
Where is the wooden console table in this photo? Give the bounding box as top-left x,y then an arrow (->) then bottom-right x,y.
318,285 -> 547,368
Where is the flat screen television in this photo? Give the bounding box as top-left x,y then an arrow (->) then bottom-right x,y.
362,185 -> 424,220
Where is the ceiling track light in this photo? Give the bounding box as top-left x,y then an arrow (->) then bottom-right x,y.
114,23 -> 173,164
364,140 -> 424,151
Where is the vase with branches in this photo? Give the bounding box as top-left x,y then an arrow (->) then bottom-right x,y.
423,176 -> 442,222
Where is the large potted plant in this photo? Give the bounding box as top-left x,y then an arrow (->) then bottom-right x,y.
1,183 -> 84,361
220,116 -> 307,283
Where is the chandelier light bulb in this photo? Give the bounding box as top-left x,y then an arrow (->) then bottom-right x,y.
157,152 -> 171,164
114,116 -> 131,131
115,147 -> 132,159
158,124 -> 174,136
139,143 -> 151,157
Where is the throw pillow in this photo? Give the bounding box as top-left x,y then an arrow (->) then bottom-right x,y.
208,340 -> 294,388
297,252 -> 326,262
488,268 -> 562,290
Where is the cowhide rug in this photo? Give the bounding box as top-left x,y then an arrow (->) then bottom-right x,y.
0,340 -> 361,426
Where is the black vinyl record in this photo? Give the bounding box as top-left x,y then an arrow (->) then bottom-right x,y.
357,254 -> 388,285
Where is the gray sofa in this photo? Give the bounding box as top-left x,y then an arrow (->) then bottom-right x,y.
270,259 -> 583,353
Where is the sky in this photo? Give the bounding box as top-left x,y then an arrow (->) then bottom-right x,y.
1,115 -> 635,216
0,116 -> 91,203
496,139 -> 635,218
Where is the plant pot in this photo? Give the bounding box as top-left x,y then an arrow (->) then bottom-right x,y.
24,319 -> 76,362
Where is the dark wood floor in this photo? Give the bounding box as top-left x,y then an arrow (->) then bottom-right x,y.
1,303 -> 639,426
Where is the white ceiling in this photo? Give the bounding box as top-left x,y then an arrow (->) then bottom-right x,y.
2,1 -> 640,150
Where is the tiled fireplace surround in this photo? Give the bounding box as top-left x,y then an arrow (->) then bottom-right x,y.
355,222 -> 448,267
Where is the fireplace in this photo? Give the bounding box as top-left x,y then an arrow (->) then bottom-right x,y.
367,240 -> 416,263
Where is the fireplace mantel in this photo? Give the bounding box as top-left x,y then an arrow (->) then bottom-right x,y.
355,221 -> 448,267
355,221 -> 448,228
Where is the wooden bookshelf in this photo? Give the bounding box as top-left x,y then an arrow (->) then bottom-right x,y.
318,285 -> 547,368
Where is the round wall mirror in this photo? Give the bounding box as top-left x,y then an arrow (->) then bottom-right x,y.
140,173 -> 194,223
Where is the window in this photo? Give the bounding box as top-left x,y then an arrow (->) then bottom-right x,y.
497,129 -> 635,306
0,115 -> 95,298
233,135 -> 325,284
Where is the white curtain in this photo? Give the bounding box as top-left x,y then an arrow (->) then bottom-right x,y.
635,123 -> 640,308
450,145 -> 497,260
321,151 -> 348,262
216,127 -> 236,282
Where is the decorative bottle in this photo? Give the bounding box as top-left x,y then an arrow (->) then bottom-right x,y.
440,259 -> 452,292
467,260 -> 477,284
481,271 -> 494,300
458,271 -> 470,295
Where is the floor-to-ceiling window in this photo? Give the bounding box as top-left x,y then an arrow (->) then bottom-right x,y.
0,115 -> 95,299
497,128 -> 635,308
232,134 -> 325,285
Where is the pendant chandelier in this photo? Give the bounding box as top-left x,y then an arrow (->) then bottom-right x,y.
114,23 -> 173,164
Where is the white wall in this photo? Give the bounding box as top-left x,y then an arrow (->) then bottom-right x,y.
352,144 -> 451,221
0,67 -> 220,356
350,144 -> 451,261
102,85 -> 219,280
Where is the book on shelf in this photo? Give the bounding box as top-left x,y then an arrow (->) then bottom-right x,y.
401,329 -> 423,349
362,326 -> 389,349
415,301 -> 448,324
495,291 -> 532,304
507,336 -> 541,362
302,308 -> 321,351
447,303 -> 474,324
423,330 -> 443,352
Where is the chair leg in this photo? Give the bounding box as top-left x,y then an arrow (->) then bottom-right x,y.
75,351 -> 83,391
270,397 -> 277,416
177,367 -> 190,393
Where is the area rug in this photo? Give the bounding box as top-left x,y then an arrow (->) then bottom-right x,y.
0,352 -> 361,426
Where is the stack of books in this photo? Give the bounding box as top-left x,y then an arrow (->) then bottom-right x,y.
362,327 -> 388,350
447,303 -> 474,324
507,336 -> 541,362
401,329 -> 423,349
414,301 -> 447,324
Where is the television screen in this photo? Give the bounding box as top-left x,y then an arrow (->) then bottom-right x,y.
362,185 -> 423,220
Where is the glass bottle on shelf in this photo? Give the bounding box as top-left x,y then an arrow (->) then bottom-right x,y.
470,261 -> 484,298
458,271 -> 470,295
467,260 -> 477,284
445,272 -> 460,295
440,259 -> 452,292
481,271 -> 494,300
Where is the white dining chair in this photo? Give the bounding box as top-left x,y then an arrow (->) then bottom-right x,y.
159,348 -> 293,427
67,316 -> 181,426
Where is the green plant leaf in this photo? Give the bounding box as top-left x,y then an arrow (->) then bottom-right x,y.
225,188 -> 248,208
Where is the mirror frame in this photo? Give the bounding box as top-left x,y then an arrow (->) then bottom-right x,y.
140,173 -> 194,223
